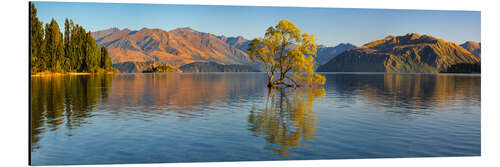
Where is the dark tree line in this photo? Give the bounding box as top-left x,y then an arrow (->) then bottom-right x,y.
30,3 -> 113,73
441,63 -> 481,73
142,64 -> 180,73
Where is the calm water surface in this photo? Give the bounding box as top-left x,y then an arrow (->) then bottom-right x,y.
30,73 -> 480,165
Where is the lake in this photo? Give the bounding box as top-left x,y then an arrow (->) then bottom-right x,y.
30,73 -> 481,165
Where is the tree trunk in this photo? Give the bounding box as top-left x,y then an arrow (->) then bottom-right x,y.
267,79 -> 285,87
267,75 -> 274,87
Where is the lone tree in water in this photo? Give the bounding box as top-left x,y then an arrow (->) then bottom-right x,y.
247,19 -> 325,87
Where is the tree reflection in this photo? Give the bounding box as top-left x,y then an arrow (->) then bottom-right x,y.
248,87 -> 325,157
30,74 -> 113,152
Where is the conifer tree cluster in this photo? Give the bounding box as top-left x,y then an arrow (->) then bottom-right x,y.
30,4 -> 113,73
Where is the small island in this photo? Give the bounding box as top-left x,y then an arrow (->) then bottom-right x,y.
178,61 -> 260,72
142,64 -> 182,73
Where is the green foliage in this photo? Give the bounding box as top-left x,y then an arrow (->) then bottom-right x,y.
44,19 -> 65,72
178,61 -> 259,72
30,3 -> 45,73
142,64 -> 180,73
70,24 -> 87,71
84,32 -> 102,72
100,46 -> 113,70
247,19 -> 325,87
30,4 -> 113,74
63,18 -> 72,71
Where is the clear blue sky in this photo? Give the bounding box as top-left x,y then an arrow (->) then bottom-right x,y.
33,1 -> 480,47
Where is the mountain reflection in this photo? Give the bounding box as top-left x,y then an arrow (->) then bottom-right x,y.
30,73 -> 480,156
31,74 -> 113,152
326,73 -> 480,115
363,74 -> 480,112
101,73 -> 264,118
248,87 -> 325,157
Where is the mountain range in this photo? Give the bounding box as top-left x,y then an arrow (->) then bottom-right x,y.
92,27 -> 252,67
93,28 -> 480,73
317,33 -> 480,73
92,27 -> 357,69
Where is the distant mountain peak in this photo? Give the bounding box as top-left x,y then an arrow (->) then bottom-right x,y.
233,36 -> 245,39
91,27 -> 123,42
337,43 -> 356,47
461,41 -> 481,57
226,36 -> 248,43
170,27 -> 195,33
318,43 -> 356,48
361,33 -> 443,50
462,41 -> 480,48
137,27 -> 164,34
405,33 -> 422,39
178,26 -> 193,30
106,27 -> 120,32
314,43 -> 357,65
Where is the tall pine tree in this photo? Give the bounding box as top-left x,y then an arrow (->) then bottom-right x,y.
63,18 -> 72,71
30,3 -> 45,73
100,46 -> 112,70
44,19 -> 65,72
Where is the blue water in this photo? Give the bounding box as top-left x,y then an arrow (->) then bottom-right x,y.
30,73 -> 481,165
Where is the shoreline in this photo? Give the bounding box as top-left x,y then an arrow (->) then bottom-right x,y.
31,71 -> 116,77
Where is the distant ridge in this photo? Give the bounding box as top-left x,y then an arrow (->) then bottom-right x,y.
94,28 -> 480,73
92,27 -> 253,67
179,61 -> 260,72
460,41 -> 481,58
315,43 -> 357,65
92,28 -> 360,70
317,33 -> 480,73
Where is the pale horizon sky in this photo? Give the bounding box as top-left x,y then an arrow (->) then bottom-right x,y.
33,1 -> 480,47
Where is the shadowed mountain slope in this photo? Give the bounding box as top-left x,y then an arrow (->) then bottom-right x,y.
315,43 -> 357,65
